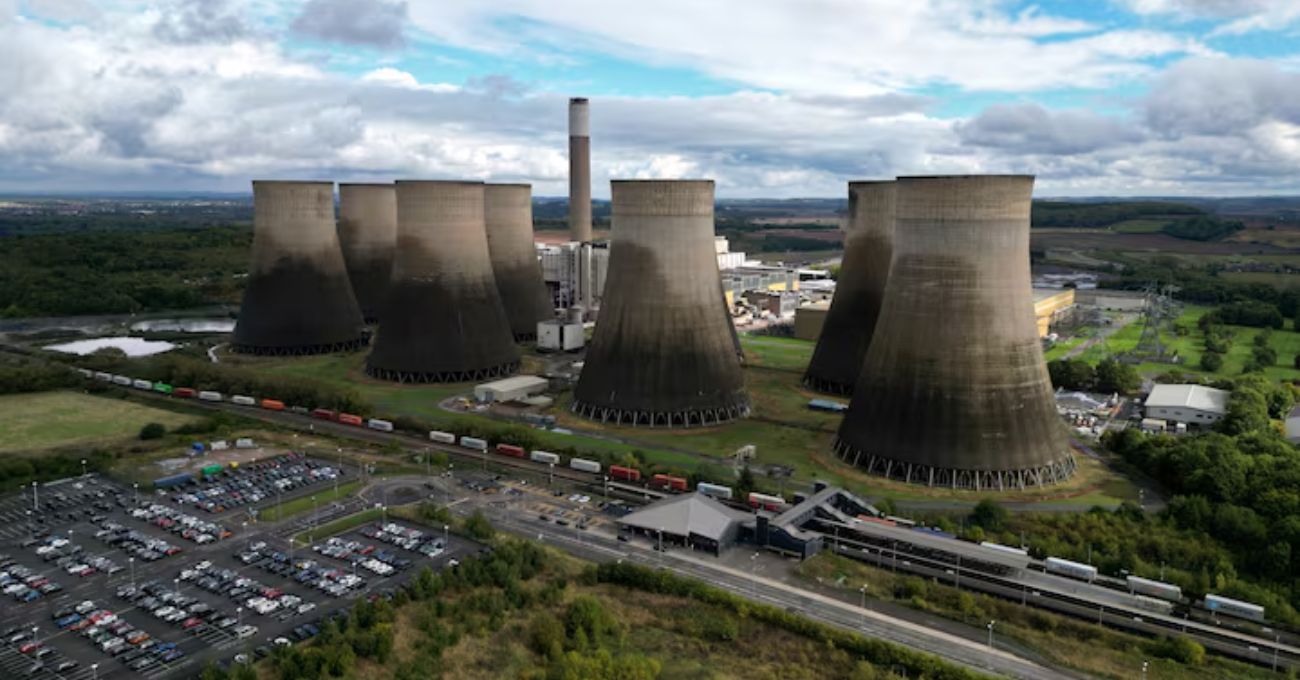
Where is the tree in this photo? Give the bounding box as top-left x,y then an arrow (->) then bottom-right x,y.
1200,351 -> 1223,372
1218,388 -> 1270,436
464,510 -> 495,541
1252,345 -> 1277,367
968,499 -> 1008,532
1095,358 -> 1140,394
1048,359 -> 1095,390
139,422 -> 166,440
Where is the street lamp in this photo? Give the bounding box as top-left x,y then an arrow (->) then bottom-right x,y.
859,584 -> 868,622
986,620 -> 996,649
80,458 -> 87,477
443,525 -> 449,547
236,606 -> 242,627
128,557 -> 135,588
1141,660 -> 1148,680
750,552 -> 759,594
31,481 -> 38,512
173,578 -> 180,599
133,482 -> 139,506
91,663 -> 98,680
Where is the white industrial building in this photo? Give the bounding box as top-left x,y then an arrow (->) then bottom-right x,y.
1286,405 -> 1300,444
538,242 -> 608,313
715,236 -> 747,270
1143,384 -> 1230,428
474,375 -> 549,403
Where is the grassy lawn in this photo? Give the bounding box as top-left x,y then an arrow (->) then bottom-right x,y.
257,479 -> 362,522
1043,335 -> 1086,361
0,391 -> 197,453
1109,219 -> 1171,233
1219,270 -> 1300,289
290,506 -> 381,547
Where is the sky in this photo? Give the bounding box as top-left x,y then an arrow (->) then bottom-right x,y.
1,0 -> 1300,197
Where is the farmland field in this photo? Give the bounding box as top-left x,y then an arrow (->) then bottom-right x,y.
0,391 -> 196,453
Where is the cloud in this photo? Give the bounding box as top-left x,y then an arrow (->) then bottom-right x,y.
1145,57 -> 1300,136
957,103 -> 1144,155
25,0 -> 99,23
361,67 -> 457,92
291,0 -> 407,49
152,0 -> 252,44
1118,0 -> 1300,34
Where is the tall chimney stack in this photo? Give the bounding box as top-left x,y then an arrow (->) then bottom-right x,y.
568,97 -> 592,243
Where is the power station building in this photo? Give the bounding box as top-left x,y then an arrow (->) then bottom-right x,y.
803,181 -> 895,395
337,183 -> 397,323
835,175 -> 1074,490
232,180 -> 368,356
484,183 -> 555,340
366,181 -> 520,383
573,180 -> 750,427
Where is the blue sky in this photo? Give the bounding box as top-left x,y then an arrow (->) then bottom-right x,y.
1,0 -> 1299,196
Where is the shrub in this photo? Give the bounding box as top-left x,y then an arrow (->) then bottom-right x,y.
139,423 -> 166,440
1200,351 -> 1223,372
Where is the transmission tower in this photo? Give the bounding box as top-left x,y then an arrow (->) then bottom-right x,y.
1128,283 -> 1181,364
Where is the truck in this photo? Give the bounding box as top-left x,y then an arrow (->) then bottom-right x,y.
198,391 -> 222,402
747,492 -> 786,512
152,383 -> 173,395
132,379 -> 153,391
234,438 -> 255,449
174,387 -> 196,398
337,413 -> 363,427
1204,594 -> 1265,622
201,464 -> 224,477
311,408 -> 336,421
1126,575 -> 1182,602
428,431 -> 456,445
112,375 -> 132,386
569,458 -> 601,474
529,451 -> 560,465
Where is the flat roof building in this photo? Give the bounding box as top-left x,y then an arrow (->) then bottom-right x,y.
1144,384 -> 1229,427
474,375 -> 549,403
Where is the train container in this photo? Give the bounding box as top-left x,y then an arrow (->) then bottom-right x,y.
1126,575 -> 1182,602
569,458 -> 601,474
1204,594 -> 1265,622
231,395 -> 256,407
201,464 -> 224,477
312,408 -> 336,421
428,431 -> 457,445
529,451 -> 561,465
609,465 -> 641,482
76,368 -> 93,378
651,474 -> 688,492
235,438 -> 256,449
748,492 -> 786,512
495,443 -> 526,458
198,391 -> 223,402
289,406 -> 309,415
153,383 -> 173,395
211,440 -> 229,451
338,413 -> 363,427
696,482 -> 733,500
174,387 -> 196,398
112,375 -> 132,386
885,515 -> 917,527
980,542 -> 1029,556
460,436 -> 488,452
132,379 -> 153,390
1044,557 -> 1097,582
857,515 -> 896,527
94,372 -> 113,382
153,473 -> 194,489
1131,594 -> 1175,615
260,399 -> 285,411
366,419 -> 394,432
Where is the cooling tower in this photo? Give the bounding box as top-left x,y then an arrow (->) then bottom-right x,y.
365,181 -> 520,383
337,183 -> 397,323
802,181 -> 895,395
232,181 -> 368,356
485,183 -> 555,340
835,175 -> 1074,490
572,180 -> 749,427
569,97 -> 592,243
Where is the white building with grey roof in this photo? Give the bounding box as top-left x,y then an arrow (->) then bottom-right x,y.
1143,384 -> 1230,428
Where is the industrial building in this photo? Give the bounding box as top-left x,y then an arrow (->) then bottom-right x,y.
793,301 -> 830,341
573,180 -> 751,427
1033,288 -> 1077,337
337,183 -> 397,323
617,492 -> 750,555
366,181 -> 520,383
715,236 -> 747,270
721,265 -> 800,306
836,175 -> 1074,490
232,180 -> 368,356
1143,384 -> 1229,428
804,181 -> 895,395
741,290 -> 799,319
484,184 -> 555,341
473,375 -> 549,403
568,97 -> 592,243
536,318 -> 584,352
539,241 -> 607,313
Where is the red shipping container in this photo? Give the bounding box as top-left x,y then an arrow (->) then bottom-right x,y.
338,413 -> 363,426
495,444 -> 526,458
174,388 -> 196,398
312,408 -> 336,421
651,474 -> 688,492
260,399 -> 285,411
610,465 -> 641,482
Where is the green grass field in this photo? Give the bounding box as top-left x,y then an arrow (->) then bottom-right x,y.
257,479 -> 362,522
0,391 -> 196,453
1219,270 -> 1300,290
1109,219 -> 1171,233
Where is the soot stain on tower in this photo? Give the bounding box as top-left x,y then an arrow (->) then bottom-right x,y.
572,180 -> 750,427
484,183 -> 555,341
835,175 -> 1074,490
803,180 -> 895,395
232,180 -> 368,356
337,183 -> 397,324
366,181 -> 520,383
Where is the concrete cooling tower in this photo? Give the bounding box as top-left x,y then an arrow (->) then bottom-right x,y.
365,181 -> 520,383
568,97 -> 592,243
337,183 -> 397,323
835,175 -> 1074,490
802,181 -> 895,395
484,183 -> 555,341
232,181 -> 368,356
572,180 -> 750,427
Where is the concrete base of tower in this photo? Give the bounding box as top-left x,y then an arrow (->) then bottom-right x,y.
832,438 -> 1077,491
800,373 -> 854,397
570,398 -> 751,428
229,335 -> 370,357
364,361 -> 520,384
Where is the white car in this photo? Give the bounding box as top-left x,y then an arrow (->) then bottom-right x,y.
234,625 -> 258,639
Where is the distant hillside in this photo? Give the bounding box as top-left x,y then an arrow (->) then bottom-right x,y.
1030,201 -> 1203,228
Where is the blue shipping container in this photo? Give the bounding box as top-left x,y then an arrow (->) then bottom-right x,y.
153,473 -> 194,489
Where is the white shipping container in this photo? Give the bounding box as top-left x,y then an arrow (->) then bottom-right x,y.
428,431 -> 456,445
696,482 -> 733,500
569,458 -> 601,474
529,451 -> 560,465
231,395 -> 256,406
1204,594 -> 1265,622
235,438 -> 255,449
980,542 -> 1029,556
94,372 -> 113,382
1126,575 -> 1182,602
210,440 -> 230,451
1044,557 -> 1097,582
366,419 -> 394,432
77,368 -> 93,378
132,379 -> 152,390
459,436 -> 487,451
112,375 -> 132,386
198,391 -> 222,402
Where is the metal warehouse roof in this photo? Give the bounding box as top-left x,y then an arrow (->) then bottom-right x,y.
475,375 -> 548,391
1144,384 -> 1230,415
617,492 -> 749,541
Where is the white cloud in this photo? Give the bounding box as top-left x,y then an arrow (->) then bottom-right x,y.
1118,0 -> 1300,34
361,67 -> 458,92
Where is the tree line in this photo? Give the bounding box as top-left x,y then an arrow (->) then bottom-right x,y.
1030,201 -> 1202,228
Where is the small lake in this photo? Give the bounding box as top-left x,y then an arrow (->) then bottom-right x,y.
130,319 -> 235,333
44,337 -> 178,357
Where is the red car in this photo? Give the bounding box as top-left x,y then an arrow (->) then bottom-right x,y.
181,618 -> 202,630
19,642 -> 42,654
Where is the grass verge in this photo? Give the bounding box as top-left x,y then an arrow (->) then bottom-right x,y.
259,480 -> 363,523
0,390 -> 197,453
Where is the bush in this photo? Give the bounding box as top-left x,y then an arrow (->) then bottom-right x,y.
1150,635 -> 1206,665
139,423 -> 166,440
464,510 -> 495,541
1200,351 -> 1223,372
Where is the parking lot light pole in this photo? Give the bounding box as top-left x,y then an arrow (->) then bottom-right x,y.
236,606 -> 242,627
91,662 -> 98,680
129,557 -> 135,589
443,524 -> 449,547
81,458 -> 87,477
987,620 -> 996,649
133,482 -> 139,506
173,578 -> 180,599
859,585 -> 868,622
32,481 -> 38,512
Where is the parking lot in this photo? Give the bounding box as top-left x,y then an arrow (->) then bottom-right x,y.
0,473 -> 478,678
